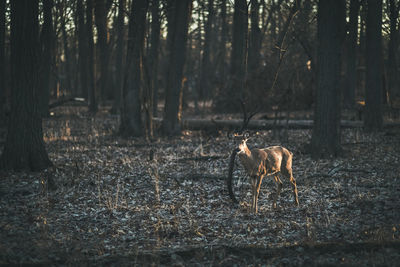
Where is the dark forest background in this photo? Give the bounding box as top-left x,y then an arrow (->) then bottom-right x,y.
0,1 -> 400,265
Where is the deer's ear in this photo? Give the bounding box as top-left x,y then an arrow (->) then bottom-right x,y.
227,132 -> 235,139
244,131 -> 250,139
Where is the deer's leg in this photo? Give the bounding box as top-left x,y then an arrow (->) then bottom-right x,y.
254,175 -> 264,213
273,175 -> 283,209
251,176 -> 258,213
290,174 -> 299,206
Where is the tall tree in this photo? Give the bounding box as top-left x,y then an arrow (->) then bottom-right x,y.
199,0 -> 214,100
0,0 -> 52,171
111,0 -> 126,113
94,0 -> 110,101
217,0 -> 227,85
247,0 -> 261,76
227,0 -> 248,110
0,0 -> 5,122
87,0 -> 97,113
162,0 -> 193,135
150,0 -> 161,117
77,0 -> 88,100
387,0 -> 400,99
343,0 -> 360,109
311,0 -> 345,158
364,0 -> 383,130
39,0 -> 54,117
119,0 -> 149,137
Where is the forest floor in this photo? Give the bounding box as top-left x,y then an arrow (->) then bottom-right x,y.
1,105 -> 400,266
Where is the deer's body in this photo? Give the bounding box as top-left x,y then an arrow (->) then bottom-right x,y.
236,140 -> 299,213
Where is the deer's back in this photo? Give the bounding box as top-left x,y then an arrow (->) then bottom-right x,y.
261,146 -> 293,173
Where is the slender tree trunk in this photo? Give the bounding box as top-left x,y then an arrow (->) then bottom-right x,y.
364,0 -> 383,130
119,0 -> 149,137
61,8 -> 72,96
199,0 -> 214,100
39,0 -> 54,117
343,0 -> 360,109
162,0 -> 193,135
87,0 -> 97,113
388,0 -> 400,99
0,0 -> 5,122
77,0 -> 88,100
218,0 -> 227,85
0,0 -> 52,171
94,0 -> 110,102
311,0 -> 345,158
150,0 -> 160,117
111,0 -> 125,114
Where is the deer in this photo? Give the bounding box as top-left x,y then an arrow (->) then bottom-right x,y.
227,101 -> 299,213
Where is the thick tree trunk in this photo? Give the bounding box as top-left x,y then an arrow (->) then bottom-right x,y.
227,0 -> 247,110
0,0 -> 52,171
119,0 -> 149,137
364,0 -> 383,131
111,0 -> 125,113
77,0 -> 88,100
247,0 -> 261,76
343,0 -> 360,109
39,0 -> 54,117
87,0 -> 97,113
199,0 -> 214,100
311,0 -> 345,158
162,0 -> 192,135
94,0 -> 110,101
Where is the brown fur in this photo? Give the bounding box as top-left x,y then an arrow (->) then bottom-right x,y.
230,139 -> 299,213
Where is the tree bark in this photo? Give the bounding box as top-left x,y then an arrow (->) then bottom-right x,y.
247,0 -> 261,76
364,0 -> 383,131
0,0 -> 5,122
77,0 -> 88,100
94,0 -> 110,101
387,0 -> 400,99
162,0 -> 193,135
87,0 -> 97,113
119,0 -> 149,137
111,0 -> 126,113
343,0 -> 360,109
199,0 -> 214,100
150,0 -> 160,118
39,0 -> 54,117
226,0 -> 247,111
0,0 -> 52,171
311,0 -> 345,158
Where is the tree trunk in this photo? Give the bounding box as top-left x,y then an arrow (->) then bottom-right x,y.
39,0 -> 54,117
343,0 -> 360,109
119,0 -> 149,137
94,0 -> 110,102
162,0 -> 193,135
61,6 -> 72,96
311,0 -> 345,158
0,0 -> 5,122
199,0 -> 214,100
87,0 -> 97,113
247,0 -> 261,76
226,0 -> 247,111
150,0 -> 160,117
364,0 -> 383,131
387,0 -> 400,99
218,0 -> 227,87
77,0 -> 88,100
0,0 -> 52,171
111,0 -> 126,114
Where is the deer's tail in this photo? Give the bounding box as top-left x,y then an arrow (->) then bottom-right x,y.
227,148 -> 240,204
